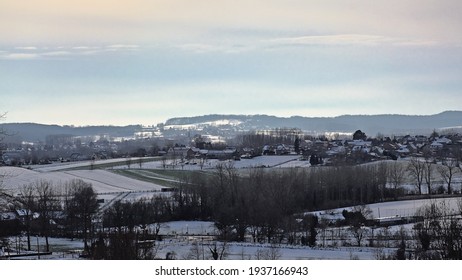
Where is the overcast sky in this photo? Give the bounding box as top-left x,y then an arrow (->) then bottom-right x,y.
1,0 -> 462,126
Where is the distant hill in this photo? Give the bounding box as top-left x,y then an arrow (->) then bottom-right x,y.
2,111 -> 462,143
1,123 -> 142,143
165,111 -> 462,136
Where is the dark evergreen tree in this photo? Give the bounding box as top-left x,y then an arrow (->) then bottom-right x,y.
353,130 -> 367,140
294,137 -> 301,154
308,215 -> 319,247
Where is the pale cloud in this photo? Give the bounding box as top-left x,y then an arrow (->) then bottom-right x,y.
177,33 -> 440,54
72,46 -> 98,50
177,43 -> 254,54
15,46 -> 38,50
178,34 -> 440,53
71,46 -> 103,55
2,53 -> 40,60
42,51 -> 72,57
106,44 -> 139,49
104,45 -> 140,53
266,34 -> 439,48
0,45 -> 141,60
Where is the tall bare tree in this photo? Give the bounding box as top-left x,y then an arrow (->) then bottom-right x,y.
376,162 -> 389,201
437,158 -> 460,194
407,157 -> 425,195
388,161 -> 406,199
18,184 -> 36,251
34,180 -> 60,252
423,158 -> 434,195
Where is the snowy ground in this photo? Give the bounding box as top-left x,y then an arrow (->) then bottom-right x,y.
26,157 -> 151,172
151,221 -> 388,260
1,221 -> 391,260
0,166 -> 165,195
2,236 -> 84,260
154,239 -> 386,260
310,197 -> 462,220
113,155 -> 304,171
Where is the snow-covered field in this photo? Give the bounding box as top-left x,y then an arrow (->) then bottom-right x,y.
154,239 -> 384,260
0,166 -> 165,195
118,155 -> 303,170
28,157 -> 151,172
2,221 -> 389,260
311,197 -> 462,220
151,221 -> 387,260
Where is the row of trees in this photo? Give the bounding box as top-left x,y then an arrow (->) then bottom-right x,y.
407,156 -> 461,195
1,179 -> 98,252
99,162 -> 403,247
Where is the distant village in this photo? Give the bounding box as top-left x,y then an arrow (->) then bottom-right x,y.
2,128 -> 462,167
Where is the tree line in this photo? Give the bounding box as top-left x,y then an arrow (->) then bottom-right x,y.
100,162 -> 403,245
1,179 -> 98,253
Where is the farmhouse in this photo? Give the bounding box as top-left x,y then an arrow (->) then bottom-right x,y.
186,147 -> 200,159
199,147 -> 238,160
167,146 -> 190,158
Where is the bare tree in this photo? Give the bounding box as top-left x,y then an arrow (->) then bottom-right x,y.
18,184 -> 36,251
161,156 -> 168,169
208,241 -> 228,260
437,158 -> 460,194
423,158 -> 434,195
125,157 -> 132,169
388,161 -> 406,198
34,180 -> 60,252
407,157 -> 425,195
351,225 -> 369,247
376,161 -> 388,201
198,157 -> 207,170
352,204 -> 373,220
183,241 -> 203,260
346,205 -> 372,247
